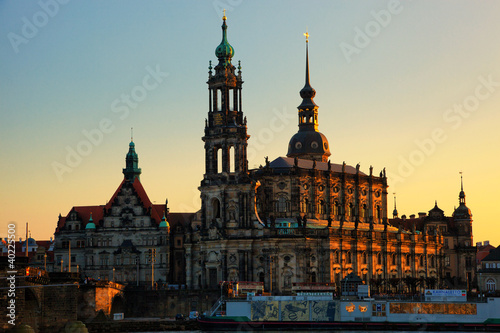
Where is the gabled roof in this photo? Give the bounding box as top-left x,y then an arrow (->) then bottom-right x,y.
56,205 -> 104,232
482,246 -> 500,262
57,177 -> 164,231
266,157 -> 365,175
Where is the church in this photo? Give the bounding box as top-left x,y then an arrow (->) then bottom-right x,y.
53,14 -> 475,294
184,15 -> 474,294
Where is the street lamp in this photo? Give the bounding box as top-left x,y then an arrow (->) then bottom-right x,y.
60,259 -> 63,272
44,253 -> 47,271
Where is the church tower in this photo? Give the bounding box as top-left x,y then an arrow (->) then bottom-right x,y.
200,13 -> 253,232
453,174 -> 473,246
287,33 -> 331,162
123,140 -> 141,181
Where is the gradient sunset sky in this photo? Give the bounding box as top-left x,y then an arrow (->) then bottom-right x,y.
1,1 -> 499,246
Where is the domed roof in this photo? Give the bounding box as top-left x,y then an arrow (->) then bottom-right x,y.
159,212 -> 169,228
453,204 -> 472,219
215,15 -> 234,66
85,213 -> 96,230
287,131 -> 330,162
85,222 -> 96,230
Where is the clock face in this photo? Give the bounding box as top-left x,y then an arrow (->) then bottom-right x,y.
311,141 -> 319,149
295,141 -> 302,149
324,142 -> 328,149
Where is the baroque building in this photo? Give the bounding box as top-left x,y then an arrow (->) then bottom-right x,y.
184,16 -> 457,295
53,141 -> 188,286
389,177 -> 476,290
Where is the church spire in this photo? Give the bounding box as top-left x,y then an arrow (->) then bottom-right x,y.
123,139 -> 141,181
287,30 -> 331,162
459,172 -> 466,205
215,11 -> 234,67
392,193 -> 398,218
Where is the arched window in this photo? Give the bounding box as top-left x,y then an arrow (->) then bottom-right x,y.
486,279 -> 496,291
419,255 -> 424,267
430,255 -> 435,268
346,251 -> 351,264
229,146 -> 235,173
377,252 -> 382,265
217,148 -> 222,173
277,196 -> 287,213
376,205 -> 381,220
333,201 -> 339,216
318,200 -> 325,215
311,272 -> 317,283
362,252 -> 367,264
212,198 -> 221,219
406,254 -> 411,266
392,253 -> 397,266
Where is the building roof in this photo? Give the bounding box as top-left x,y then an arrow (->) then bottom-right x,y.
266,156 -> 365,175
482,246 -> 500,262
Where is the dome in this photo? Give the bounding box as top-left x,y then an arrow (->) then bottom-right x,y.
215,18 -> 234,64
159,213 -> 169,229
85,222 -> 96,230
453,204 -> 472,219
287,131 -> 331,162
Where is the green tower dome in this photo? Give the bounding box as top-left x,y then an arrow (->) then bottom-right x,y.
85,213 -> 96,230
215,13 -> 234,66
159,212 -> 169,229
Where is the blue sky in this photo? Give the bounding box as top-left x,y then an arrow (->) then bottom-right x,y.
1,0 -> 500,245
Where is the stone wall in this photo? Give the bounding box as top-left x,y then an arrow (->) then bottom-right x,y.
123,289 -> 220,318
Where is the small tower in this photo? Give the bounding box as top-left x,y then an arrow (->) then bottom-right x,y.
287,31 -> 331,162
453,173 -> 473,243
392,193 -> 398,218
123,140 -> 141,181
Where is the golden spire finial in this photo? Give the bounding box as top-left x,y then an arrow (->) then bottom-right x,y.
304,28 -> 309,43
223,9 -> 227,20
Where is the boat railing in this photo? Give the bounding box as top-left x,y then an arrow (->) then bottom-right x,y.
208,296 -> 224,316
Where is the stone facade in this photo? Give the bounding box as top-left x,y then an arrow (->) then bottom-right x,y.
53,141 -> 172,286
478,246 -> 500,293
184,16 -> 460,295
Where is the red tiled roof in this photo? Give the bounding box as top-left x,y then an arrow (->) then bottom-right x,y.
57,177 -> 164,230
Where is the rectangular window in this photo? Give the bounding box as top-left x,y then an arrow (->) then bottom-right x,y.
445,256 -> 450,267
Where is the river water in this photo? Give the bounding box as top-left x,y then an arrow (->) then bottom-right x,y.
134,331 -> 445,333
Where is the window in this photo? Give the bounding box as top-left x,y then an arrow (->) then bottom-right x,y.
466,256 -> 473,269
333,201 -> 340,216
377,252 -> 382,265
362,252 -> 367,264
372,303 -> 386,316
392,254 -> 397,266
278,196 -> 287,213
419,255 -> 424,267
486,279 -> 496,291
346,251 -> 351,264
445,255 -> 450,267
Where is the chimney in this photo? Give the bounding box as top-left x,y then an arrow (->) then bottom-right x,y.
485,240 -> 490,246
401,215 -> 407,221
418,212 -> 427,218
409,214 -> 416,219
476,242 -> 482,247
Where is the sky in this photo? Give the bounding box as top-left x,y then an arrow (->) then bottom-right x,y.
1,0 -> 499,246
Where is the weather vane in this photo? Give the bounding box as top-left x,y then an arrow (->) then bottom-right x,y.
223,9 -> 226,20
131,127 -> 133,141
304,28 -> 309,43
